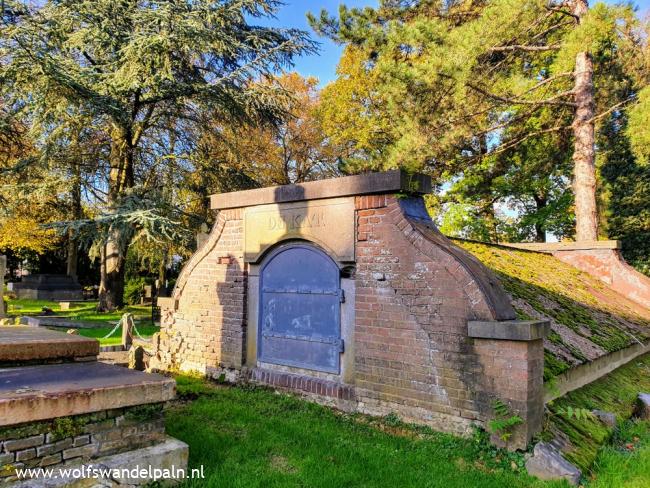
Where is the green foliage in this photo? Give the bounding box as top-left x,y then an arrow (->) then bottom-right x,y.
50,417 -> 84,441
488,399 -> 523,442
599,113 -> 650,276
311,0 -> 648,242
555,406 -> 596,422
383,412 -> 401,427
123,276 -> 151,306
0,0 -> 315,305
627,86 -> 650,162
586,419 -> 650,488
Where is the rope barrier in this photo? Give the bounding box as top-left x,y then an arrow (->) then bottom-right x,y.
101,316 -> 124,339
132,321 -> 153,343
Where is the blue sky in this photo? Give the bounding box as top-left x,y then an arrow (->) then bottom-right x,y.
264,0 -> 650,85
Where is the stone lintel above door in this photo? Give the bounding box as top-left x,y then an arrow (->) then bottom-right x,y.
243,197 -> 355,263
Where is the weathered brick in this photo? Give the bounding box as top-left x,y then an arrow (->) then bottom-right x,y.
0,452 -> 14,465
40,453 -> 62,467
15,448 -> 36,462
62,444 -> 97,460
72,435 -> 90,447
4,435 -> 44,452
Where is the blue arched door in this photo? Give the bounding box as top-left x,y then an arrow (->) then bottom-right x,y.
259,244 -> 343,373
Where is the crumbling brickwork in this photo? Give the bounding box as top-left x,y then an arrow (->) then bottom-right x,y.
154,209 -> 247,377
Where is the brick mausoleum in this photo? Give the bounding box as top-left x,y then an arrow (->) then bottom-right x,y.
151,170 -> 549,448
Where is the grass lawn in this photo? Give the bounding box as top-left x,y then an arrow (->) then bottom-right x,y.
5,298 -> 152,323
166,376 -> 565,488
76,323 -> 160,345
586,419 -> 650,488
4,298 -> 159,345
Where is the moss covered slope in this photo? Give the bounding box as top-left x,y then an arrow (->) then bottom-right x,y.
545,353 -> 650,472
455,240 -> 650,380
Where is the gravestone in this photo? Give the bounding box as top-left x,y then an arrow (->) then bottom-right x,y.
12,273 -> 83,300
0,255 -> 5,318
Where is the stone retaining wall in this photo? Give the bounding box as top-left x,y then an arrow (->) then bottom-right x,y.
0,404 -> 166,483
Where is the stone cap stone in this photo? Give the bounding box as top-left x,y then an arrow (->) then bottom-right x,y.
210,170 -> 432,210
0,361 -> 175,427
0,326 -> 99,364
499,240 -> 621,253
468,320 -> 550,341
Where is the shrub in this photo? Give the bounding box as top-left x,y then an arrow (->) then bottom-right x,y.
123,277 -> 150,305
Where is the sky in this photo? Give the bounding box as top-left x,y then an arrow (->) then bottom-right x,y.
263,0 -> 650,85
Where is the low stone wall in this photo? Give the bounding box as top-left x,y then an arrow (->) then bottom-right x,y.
545,341 -> 650,402
0,404 -> 166,483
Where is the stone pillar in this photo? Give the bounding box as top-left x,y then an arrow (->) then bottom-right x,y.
469,320 -> 550,450
0,255 -> 6,318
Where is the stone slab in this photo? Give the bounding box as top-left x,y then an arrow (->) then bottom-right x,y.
468,320 -> 550,341
12,437 -> 189,487
0,326 -> 99,363
525,442 -> 581,485
0,361 -> 175,427
210,169 -> 432,210
21,316 -> 112,329
500,240 -> 621,253
244,197 -> 356,262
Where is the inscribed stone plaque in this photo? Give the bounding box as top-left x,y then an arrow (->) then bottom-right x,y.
244,197 -> 355,262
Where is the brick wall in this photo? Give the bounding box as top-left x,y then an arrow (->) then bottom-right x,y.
153,209 -> 247,378
153,191 -> 545,449
552,248 -> 650,310
353,195 -> 542,447
0,404 -> 165,482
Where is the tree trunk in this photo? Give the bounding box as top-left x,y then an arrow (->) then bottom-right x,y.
66,163 -> 82,278
97,130 -> 134,311
572,0 -> 599,241
533,194 -> 547,242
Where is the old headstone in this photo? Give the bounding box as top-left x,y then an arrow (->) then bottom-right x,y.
141,284 -> 153,304
13,274 -> 82,300
525,442 -> 581,486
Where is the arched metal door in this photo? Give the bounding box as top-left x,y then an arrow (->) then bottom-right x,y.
259,244 -> 343,373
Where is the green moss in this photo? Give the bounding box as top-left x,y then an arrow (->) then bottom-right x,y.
50,417 -> 85,441
124,403 -> 163,422
543,351 -> 570,381
544,353 -> 650,472
456,239 -> 650,378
